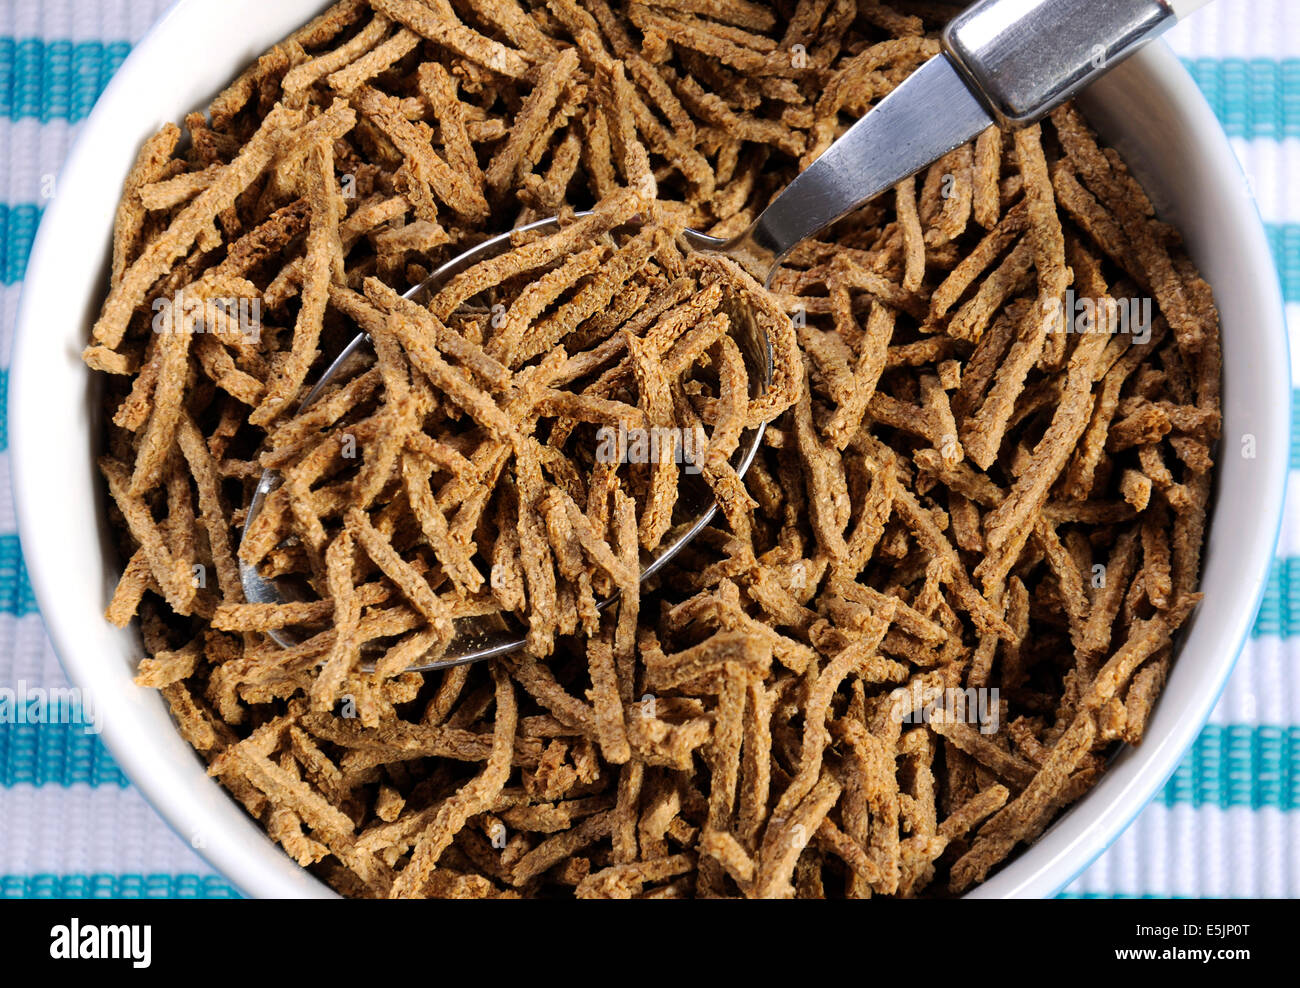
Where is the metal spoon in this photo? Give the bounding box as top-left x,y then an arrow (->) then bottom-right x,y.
240,0 -> 1210,670
239,214 -> 773,669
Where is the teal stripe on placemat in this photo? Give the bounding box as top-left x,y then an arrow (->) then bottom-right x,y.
0,369 -> 7,452
1161,725 -> 1299,810
0,203 -> 42,285
1268,224 -> 1299,304
1182,57 -> 1300,141
1293,388 -> 1300,473
0,535 -> 38,618
0,721 -> 128,788
0,39 -> 132,123
0,874 -> 239,899
1252,557 -> 1300,638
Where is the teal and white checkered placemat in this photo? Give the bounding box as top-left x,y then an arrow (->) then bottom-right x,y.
0,0 -> 1295,899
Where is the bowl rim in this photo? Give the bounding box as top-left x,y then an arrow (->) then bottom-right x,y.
7,1 -> 1290,899
968,43 -> 1290,898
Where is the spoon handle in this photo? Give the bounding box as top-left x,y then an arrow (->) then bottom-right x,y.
942,0 -> 1190,127
738,0 -> 1200,272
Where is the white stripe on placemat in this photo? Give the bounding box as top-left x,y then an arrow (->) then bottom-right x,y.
1165,0 -> 1296,61
1208,635 -> 1293,727
0,119 -> 77,205
0,783 -> 219,876
0,613 -> 68,686
1067,802 -> 1299,897
0,0 -> 175,45
1232,138 -> 1300,225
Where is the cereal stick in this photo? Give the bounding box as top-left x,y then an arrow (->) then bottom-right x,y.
514,443 -> 559,657
91,104 -> 303,350
895,174 -> 925,292
327,28 -> 420,96
283,14 -> 394,95
310,528 -> 361,711
612,490 -> 640,702
939,783 -> 1010,842
1033,518 -> 1088,650
1062,323 -> 1164,498
101,458 -> 196,614
774,607 -> 891,821
793,376 -> 850,561
390,664 -> 517,897
610,758 -> 645,867
111,124 -> 181,286
960,299 -> 1047,471
430,190 -> 641,318
893,488 -> 1014,640
926,717 -> 1035,789
485,48 -> 580,197
700,827 -> 756,887
351,84 -> 489,220
401,450 -> 483,594
488,242 -> 607,365
542,491 -> 599,633
510,811 -> 615,886
652,0 -> 775,31
707,662 -> 749,829
1122,650 -> 1170,743
583,628 -> 632,766
978,332 -> 1108,577
926,143 -> 972,246
106,549 -> 154,627
129,313 -> 191,495
194,337 -> 263,406
138,162 -> 222,213
626,332 -> 680,550
921,373 -> 961,465
471,0 -> 560,54
176,413 -> 241,601
972,125 -> 1002,229
579,105 -> 619,199
752,771 -> 841,899
252,138 -> 344,426
417,62 -> 484,189
929,201 -> 1027,322
347,508 -> 455,645
372,0 -> 532,79
946,240 -> 1034,343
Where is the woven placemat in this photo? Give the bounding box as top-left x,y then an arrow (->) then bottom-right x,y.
0,0 -> 1293,899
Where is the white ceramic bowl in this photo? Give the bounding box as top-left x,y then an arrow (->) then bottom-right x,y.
8,0 -> 1289,899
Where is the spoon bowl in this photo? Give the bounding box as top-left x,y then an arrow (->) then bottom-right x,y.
238,214 -> 775,671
